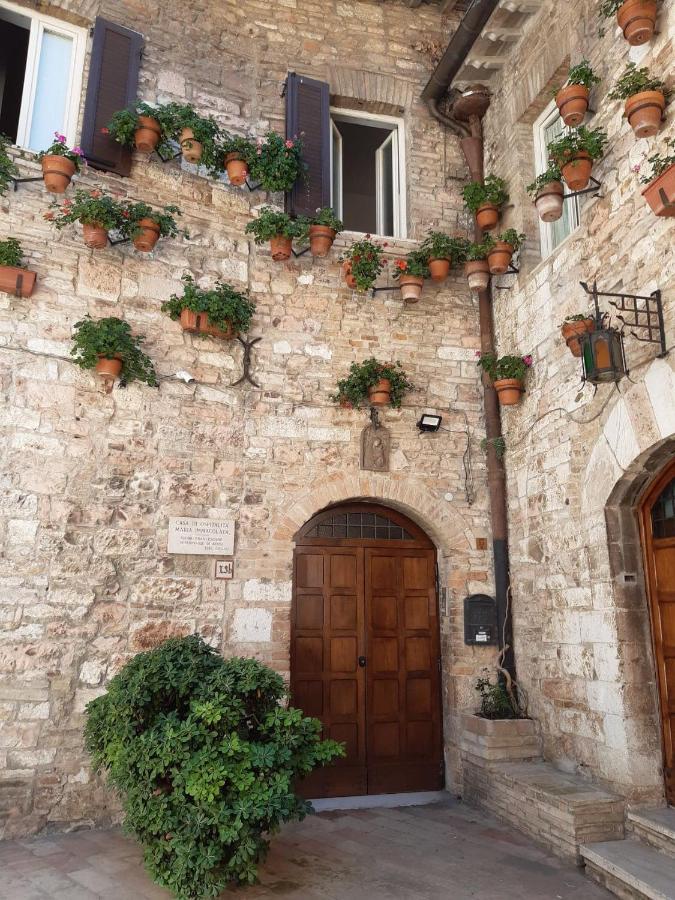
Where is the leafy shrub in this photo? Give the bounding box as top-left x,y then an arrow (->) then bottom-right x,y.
71,316 -> 157,386
84,635 -> 342,899
121,201 -> 186,240
475,673 -> 519,719
105,101 -> 174,155
0,238 -> 25,268
248,132 -> 305,192
162,273 -> 256,334
245,206 -> 305,242
36,132 -> 86,169
561,59 -> 600,91
495,228 -> 526,250
331,357 -> 413,408
476,351 -> 533,381
547,126 -> 608,163
44,189 -> 126,231
392,249 -> 430,279
607,63 -> 671,101
160,103 -> 222,173
339,236 -> 387,292
526,165 -> 563,198
0,134 -> 18,196
419,231 -> 470,263
462,174 -> 509,213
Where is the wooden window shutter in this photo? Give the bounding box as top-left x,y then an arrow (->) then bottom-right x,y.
286,72 -> 330,218
80,18 -> 144,176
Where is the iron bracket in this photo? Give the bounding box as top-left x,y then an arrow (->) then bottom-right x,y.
13,272 -> 24,297
244,178 -> 263,192
563,175 -> 602,201
231,335 -> 262,388
291,245 -> 311,258
10,175 -> 43,191
108,236 -> 130,247
657,186 -> 675,213
580,280 -> 667,357
154,146 -> 182,164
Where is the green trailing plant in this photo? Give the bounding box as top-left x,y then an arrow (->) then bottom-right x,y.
304,206 -> 344,232
475,672 -> 520,720
248,132 -> 305,192
104,101 -> 173,154
162,103 -> 222,173
419,231 -> 469,263
244,207 -> 306,242
465,236 -> 495,261
480,436 -> 506,460
84,635 -> 343,898
462,174 -> 509,213
526,165 -> 563,198
392,249 -> 430,279
476,351 -> 533,382
561,59 -> 601,91
161,273 -> 256,334
495,228 -> 526,250
220,133 -> 256,163
44,188 -> 126,231
607,63 -> 671,101
598,0 -> 662,16
634,138 -> 675,185
564,313 -> 594,323
547,126 -> 608,164
0,134 -> 18,196
339,236 -> 387,292
0,238 -> 25,268
121,201 -> 186,240
36,132 -> 85,169
331,357 -> 413,409
71,316 -> 157,386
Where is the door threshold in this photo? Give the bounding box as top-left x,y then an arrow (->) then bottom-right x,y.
310,790 -> 449,812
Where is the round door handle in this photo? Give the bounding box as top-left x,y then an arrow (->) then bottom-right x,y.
358,656 -> 367,667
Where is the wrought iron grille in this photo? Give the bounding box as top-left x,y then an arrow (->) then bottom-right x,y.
305,511 -> 413,540
652,477 -> 675,540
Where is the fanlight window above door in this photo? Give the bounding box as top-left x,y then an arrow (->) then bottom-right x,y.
652,476 -> 675,539
304,510 -> 414,541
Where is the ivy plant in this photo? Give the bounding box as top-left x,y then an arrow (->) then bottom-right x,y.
547,126 -> 608,163
331,357 -> 413,409
44,189 -> 127,230
392,249 -> 430,279
526,165 -> 563,198
244,207 -> 306,242
561,59 -> 600,91
0,238 -> 25,268
339,236 -> 387,292
0,134 -> 18,195
248,132 -> 305,192
607,63 -> 671,101
162,273 -> 256,333
71,316 -> 158,386
476,351 -> 533,381
84,635 -> 343,899
461,174 -> 509,213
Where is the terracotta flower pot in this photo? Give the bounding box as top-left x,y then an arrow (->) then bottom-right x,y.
269,235 -> 292,261
82,222 -> 109,250
224,153 -> 249,186
616,0 -> 657,45
399,274 -> 424,302
41,155 -> 76,194
625,91 -> 665,139
95,356 -> 123,380
179,308 -> 199,332
0,265 -> 36,298
134,115 -> 162,152
487,241 -> 515,276
642,163 -> 675,217
179,127 -> 203,163
133,218 -> 161,252
494,378 -> 524,406
342,260 -> 357,290
475,202 -> 499,231
555,84 -> 590,128
560,151 -> 593,191
178,308 -> 235,339
339,398 -> 353,409
561,318 -> 595,357
308,225 -> 336,257
205,317 -> 235,340
429,258 -> 450,282
368,378 -> 391,407
534,181 -> 564,222
465,259 -> 490,292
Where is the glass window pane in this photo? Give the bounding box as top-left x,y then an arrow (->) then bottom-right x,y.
28,29 -> 72,152
381,135 -> 394,237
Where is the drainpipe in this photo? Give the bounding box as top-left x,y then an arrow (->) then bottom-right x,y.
422,0 -> 516,681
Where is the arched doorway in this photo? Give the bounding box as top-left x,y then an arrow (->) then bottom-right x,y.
291,502 -> 443,798
640,459 -> 675,804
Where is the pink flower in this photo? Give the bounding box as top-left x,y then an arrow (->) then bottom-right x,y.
256,148 -> 262,155
475,350 -> 482,358
285,140 -> 294,149
54,133 -> 67,143
101,127 -> 110,135
72,146 -> 84,156
631,164 -> 641,173
523,354 -> 533,367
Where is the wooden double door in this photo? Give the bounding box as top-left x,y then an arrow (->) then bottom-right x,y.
291,504 -> 443,797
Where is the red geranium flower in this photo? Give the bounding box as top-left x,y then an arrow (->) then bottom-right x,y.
100,127 -> 110,135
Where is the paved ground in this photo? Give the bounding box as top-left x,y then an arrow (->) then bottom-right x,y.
0,799 -> 611,899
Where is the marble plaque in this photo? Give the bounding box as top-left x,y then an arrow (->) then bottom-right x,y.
168,517 -> 235,555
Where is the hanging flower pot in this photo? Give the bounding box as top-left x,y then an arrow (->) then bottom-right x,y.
179,127 -> 203,163
135,115 -> 162,152
308,225 -> 336,257
224,153 -> 249,186
399,274 -> 424,303
95,355 -> 123,380
269,235 -> 292,261
534,180 -> 564,222
487,242 -> 515,275
625,90 -> 666,139
82,222 -> 109,250
616,0 -> 658,45
133,218 -> 161,253
642,163 -> 675,217
465,260 -> 491,291
561,152 -> 593,191
555,84 -> 590,128
41,156 -> 76,194
561,317 -> 596,357
179,308 -> 200,333
494,378 -> 524,406
475,202 -> 499,231
342,259 -> 357,289
0,265 -> 36,297
368,378 -> 391,407
428,258 -> 451,281
163,275 -> 254,342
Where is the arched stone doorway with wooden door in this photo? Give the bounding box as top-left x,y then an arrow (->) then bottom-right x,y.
291,501 -> 444,798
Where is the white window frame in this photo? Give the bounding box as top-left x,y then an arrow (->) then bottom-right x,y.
0,0 -> 86,150
329,106 -> 407,239
533,100 -> 580,258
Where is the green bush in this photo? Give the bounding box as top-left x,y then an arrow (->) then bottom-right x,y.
84,636 -> 342,899
526,165 -> 563,199
244,206 -> 305,242
547,126 -> 608,164
0,237 -> 25,268
162,273 -> 256,334
607,63 -> 671,101
71,316 -> 158,386
476,351 -> 533,381
561,59 -> 600,91
465,236 -> 495,262
462,174 -> 509,213
339,236 -> 387,292
419,231 -> 469,263
331,357 -> 413,408
248,132 -> 305,192
475,673 -> 519,719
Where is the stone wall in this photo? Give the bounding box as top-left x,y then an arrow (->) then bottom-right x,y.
482,0 -> 674,803
0,0 -> 499,838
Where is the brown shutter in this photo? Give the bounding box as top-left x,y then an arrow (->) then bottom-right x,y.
80,18 -> 143,176
286,72 -> 330,218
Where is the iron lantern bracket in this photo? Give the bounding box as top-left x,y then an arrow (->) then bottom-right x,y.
563,176 -> 602,201
580,281 -> 667,357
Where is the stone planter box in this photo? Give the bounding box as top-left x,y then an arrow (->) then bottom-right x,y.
460,713 -> 542,764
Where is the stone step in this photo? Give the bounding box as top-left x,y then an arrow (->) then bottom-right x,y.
627,808 -> 675,859
581,839 -> 675,900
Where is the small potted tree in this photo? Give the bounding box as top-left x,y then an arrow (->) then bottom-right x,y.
526,166 -> 565,222
0,135 -> 18,196
105,101 -> 170,154
244,206 -> 305,261
477,351 -> 532,406
561,314 -> 596,357
220,134 -> 255,185
339,236 -> 387,292
464,238 -> 493,291
122,201 -> 186,253
547,126 -> 608,191
600,0 -> 659,46
608,64 -> 670,139
419,232 -> 469,281
71,316 -> 158,385
487,229 -> 525,276
555,60 -> 600,127
161,273 -> 255,339
393,250 -> 430,302
0,238 -> 37,297
637,139 -> 675,217
462,174 -> 509,231
248,132 -> 305,192
36,133 -> 85,193
45,189 -> 126,249
302,207 -> 343,257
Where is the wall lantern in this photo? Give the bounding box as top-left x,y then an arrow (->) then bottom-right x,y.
579,281 -> 666,386
417,413 -> 443,432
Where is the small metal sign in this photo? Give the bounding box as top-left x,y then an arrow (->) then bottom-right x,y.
214,559 -> 234,580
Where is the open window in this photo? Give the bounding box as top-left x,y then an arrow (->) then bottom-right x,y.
533,100 -> 580,257
0,0 -> 86,151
